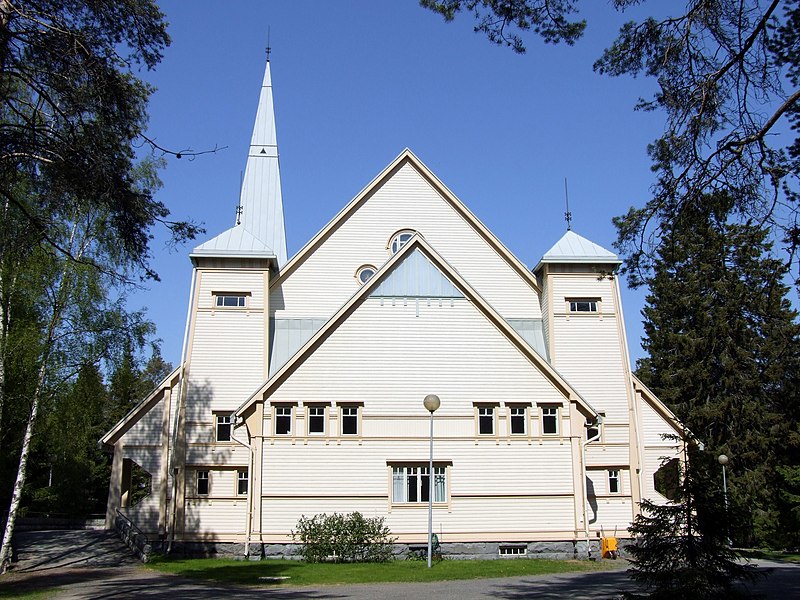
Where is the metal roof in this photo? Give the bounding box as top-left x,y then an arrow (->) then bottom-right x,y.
534,230 -> 620,271
191,59 -> 287,266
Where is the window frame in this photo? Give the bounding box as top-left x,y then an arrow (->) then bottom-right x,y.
215,413 -> 232,442
307,405 -> 326,435
608,469 -> 621,494
355,264 -> 377,285
567,298 -> 600,313
509,405 -> 527,435
388,229 -> 416,254
391,465 -> 447,504
196,470 -> 209,496
237,469 -> 249,496
213,291 -> 251,309
477,405 -> 496,436
586,413 -> 603,442
540,405 -> 560,436
274,405 -> 293,436
340,405 -> 360,436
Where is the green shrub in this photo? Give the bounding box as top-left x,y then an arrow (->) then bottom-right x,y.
292,512 -> 396,562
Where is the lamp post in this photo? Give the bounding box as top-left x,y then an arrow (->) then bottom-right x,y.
423,394 -> 440,568
718,454 -> 730,546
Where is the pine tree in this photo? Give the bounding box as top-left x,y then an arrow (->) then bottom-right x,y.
625,442 -> 761,599
635,192 -> 800,547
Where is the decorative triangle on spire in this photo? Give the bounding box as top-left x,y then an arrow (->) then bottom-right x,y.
192,58 -> 288,267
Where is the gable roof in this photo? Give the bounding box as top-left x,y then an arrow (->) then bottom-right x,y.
99,366 -> 181,449
269,149 -> 541,293
534,230 -> 621,272
190,59 -> 286,265
237,234 -> 595,418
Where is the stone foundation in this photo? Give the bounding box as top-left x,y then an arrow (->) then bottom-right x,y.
159,539 -> 605,561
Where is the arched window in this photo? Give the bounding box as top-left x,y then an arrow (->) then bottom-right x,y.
355,264 -> 376,285
388,229 -> 416,254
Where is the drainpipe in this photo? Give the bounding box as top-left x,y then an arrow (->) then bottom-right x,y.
582,415 -> 603,558
231,422 -> 253,558
167,267 -> 197,553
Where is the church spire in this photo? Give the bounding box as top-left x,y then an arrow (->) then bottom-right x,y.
191,57 -> 288,267
237,58 -> 287,266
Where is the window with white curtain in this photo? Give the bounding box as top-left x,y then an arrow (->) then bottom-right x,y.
392,466 -> 446,503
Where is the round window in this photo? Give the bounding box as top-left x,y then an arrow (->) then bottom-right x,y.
356,265 -> 376,284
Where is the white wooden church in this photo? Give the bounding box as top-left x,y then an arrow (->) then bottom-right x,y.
101,58 -> 683,558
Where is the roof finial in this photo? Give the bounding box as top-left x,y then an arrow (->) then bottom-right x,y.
564,177 -> 572,231
235,170 -> 244,225
265,26 -> 271,62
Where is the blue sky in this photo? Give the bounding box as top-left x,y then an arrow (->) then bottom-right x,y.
135,0 -> 668,366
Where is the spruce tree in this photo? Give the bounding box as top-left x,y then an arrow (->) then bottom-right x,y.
625,441 -> 760,599
635,192 -> 800,547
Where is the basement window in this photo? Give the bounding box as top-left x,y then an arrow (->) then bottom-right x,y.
499,545 -> 527,556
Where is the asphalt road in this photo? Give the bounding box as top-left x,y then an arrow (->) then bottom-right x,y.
3,530 -> 799,599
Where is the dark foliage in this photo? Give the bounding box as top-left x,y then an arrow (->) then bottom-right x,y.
636,191 -> 800,548
625,443 -> 761,599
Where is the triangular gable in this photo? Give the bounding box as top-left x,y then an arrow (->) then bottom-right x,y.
370,248 -> 463,298
270,149 -> 540,293
100,366 -> 181,449
237,235 -> 594,419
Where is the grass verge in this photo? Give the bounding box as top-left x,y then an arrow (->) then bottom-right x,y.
740,549 -> 800,564
146,556 -> 610,587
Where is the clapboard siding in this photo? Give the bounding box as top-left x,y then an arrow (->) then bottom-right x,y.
639,396 -> 676,446
259,495 -> 576,538
267,300 -> 565,411
187,310 -> 264,416
587,497 -> 634,533
550,275 -> 617,314
197,271 -> 266,309
260,440 -> 574,497
185,500 -> 247,534
585,444 -> 630,467
550,316 -> 629,422
271,163 -> 539,321
123,396 -> 165,446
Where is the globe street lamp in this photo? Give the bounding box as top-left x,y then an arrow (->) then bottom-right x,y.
423,394 -> 440,568
718,454 -> 730,545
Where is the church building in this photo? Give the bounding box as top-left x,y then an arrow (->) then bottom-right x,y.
101,57 -> 683,559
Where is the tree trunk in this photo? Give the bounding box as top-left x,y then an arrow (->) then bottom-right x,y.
0,352 -> 48,572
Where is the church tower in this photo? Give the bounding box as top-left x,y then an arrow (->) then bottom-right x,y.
170,56 -> 286,540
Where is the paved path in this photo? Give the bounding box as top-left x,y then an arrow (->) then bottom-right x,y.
2,530 -> 799,599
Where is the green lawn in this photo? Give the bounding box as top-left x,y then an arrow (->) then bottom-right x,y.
146,556 -> 611,587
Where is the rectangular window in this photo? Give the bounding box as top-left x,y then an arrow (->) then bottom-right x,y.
568,299 -> 598,313
392,466 -> 446,503
308,406 -> 325,435
341,406 -> 358,435
499,545 -> 527,556
237,470 -> 248,495
196,470 -> 209,496
478,407 -> 495,435
215,414 -> 232,442
510,407 -> 527,435
214,292 -> 249,308
542,406 -> 559,435
275,406 -> 292,435
586,415 -> 603,441
609,470 -> 620,494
